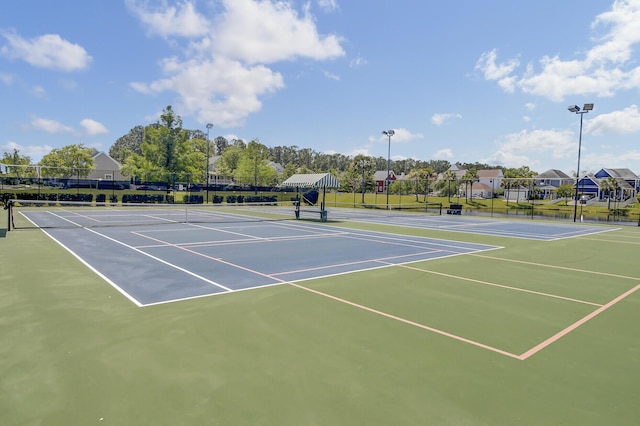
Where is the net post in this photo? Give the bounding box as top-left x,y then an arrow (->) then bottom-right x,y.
6,199 -> 13,231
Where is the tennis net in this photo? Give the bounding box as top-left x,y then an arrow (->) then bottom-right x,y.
7,199 -> 296,230
322,202 -> 442,219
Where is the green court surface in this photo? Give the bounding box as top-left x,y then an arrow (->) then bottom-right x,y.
1,217 -> 639,425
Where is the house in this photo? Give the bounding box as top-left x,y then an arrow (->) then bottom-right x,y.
593,168 -> 638,200
88,151 -> 126,181
437,163 -> 467,181
535,169 -> 573,199
268,161 -> 285,174
476,169 -> 503,198
575,174 -> 601,200
373,170 -> 396,194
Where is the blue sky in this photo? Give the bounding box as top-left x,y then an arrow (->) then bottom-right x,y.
2,0 -> 640,175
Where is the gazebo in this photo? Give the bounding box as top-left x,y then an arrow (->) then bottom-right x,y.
279,173 -> 340,221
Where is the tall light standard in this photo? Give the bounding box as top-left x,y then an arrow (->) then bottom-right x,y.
205,123 -> 213,204
567,103 -> 593,222
490,179 -> 494,217
382,130 -> 395,208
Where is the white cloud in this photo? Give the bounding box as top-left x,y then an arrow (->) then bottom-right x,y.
210,0 -> 345,64
372,128 -> 424,143
0,30 -> 92,71
474,49 -> 520,93
128,0 -> 345,127
482,150 -> 532,169
492,128 -> 576,164
133,56 -> 285,127
1,141 -> 54,161
477,0 -> 640,101
525,103 -> 536,110
431,112 -> 462,126
322,70 -> 340,80
433,149 -> 453,159
585,104 -> 640,135
345,147 -> 372,158
80,119 -> 109,136
580,149 -> 640,171
30,85 -> 47,99
125,0 -> 209,38
30,116 -> 75,134
349,54 -> 368,68
317,0 -> 339,13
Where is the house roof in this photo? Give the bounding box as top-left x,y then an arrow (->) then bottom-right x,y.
535,169 -> 572,179
279,173 -> 339,188
597,168 -> 638,179
373,170 -> 396,181
472,182 -> 491,191
92,151 -> 122,167
478,169 -> 502,179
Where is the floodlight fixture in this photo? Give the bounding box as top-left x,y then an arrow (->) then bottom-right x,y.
205,123 -> 214,203
382,129 -> 395,208
567,103 -> 594,222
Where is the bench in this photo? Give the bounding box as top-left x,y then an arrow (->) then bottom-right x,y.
294,204 -> 328,222
295,209 -> 328,222
446,204 -> 462,215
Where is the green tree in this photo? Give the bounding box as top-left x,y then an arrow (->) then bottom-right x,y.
38,144 -> 95,177
409,167 -> 434,201
461,169 -> 479,203
340,166 -> 362,205
282,163 -> 298,180
215,145 -> 244,178
425,160 -> 451,175
439,170 -> 458,203
109,125 -> 145,163
351,155 -> 374,203
118,106 -> 205,184
213,136 -> 228,156
554,184 -> 575,205
1,148 -> 33,179
234,140 -> 276,191
600,177 -> 621,209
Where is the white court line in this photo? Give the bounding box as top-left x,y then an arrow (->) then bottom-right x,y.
273,249 -> 444,277
85,227 -> 233,292
18,212 -> 143,307
133,230 -> 351,249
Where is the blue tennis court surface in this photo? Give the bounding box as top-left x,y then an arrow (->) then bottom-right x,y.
39,220 -> 501,306
299,207 -> 617,241
18,204 -> 616,307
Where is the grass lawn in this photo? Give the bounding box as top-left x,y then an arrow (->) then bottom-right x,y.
1,207 -> 640,425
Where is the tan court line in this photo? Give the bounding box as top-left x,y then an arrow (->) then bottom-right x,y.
471,253 -> 640,281
396,263 -> 602,307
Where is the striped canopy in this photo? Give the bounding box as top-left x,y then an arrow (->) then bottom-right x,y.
279,173 -> 340,188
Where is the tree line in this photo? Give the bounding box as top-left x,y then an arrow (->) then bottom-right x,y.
2,105 -> 543,196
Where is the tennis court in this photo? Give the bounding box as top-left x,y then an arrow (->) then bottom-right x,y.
2,201 -> 639,425
34,219 -> 500,306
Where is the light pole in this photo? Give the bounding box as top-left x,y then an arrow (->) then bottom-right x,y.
205,123 -> 213,204
567,103 -> 593,222
382,130 -> 395,208
490,179 -> 494,217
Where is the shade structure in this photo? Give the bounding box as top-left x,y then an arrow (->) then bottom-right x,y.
280,173 -> 338,222
279,173 -> 339,189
